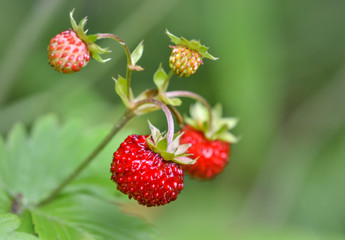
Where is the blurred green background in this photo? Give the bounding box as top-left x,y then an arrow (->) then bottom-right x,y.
1,0 -> 345,239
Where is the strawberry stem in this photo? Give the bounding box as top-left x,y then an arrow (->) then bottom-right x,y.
97,33 -> 133,100
165,90 -> 213,130
133,99 -> 174,148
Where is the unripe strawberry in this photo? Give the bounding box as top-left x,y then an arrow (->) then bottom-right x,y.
48,30 -> 91,73
169,46 -> 203,77
47,9 -> 110,74
166,30 -> 218,77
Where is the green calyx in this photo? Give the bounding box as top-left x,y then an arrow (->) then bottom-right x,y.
69,9 -> 111,63
146,122 -> 196,165
166,29 -> 218,60
185,102 -> 239,143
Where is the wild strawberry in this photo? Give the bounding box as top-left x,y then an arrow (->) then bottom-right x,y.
48,9 -> 110,74
110,123 -> 195,207
181,103 -> 238,179
181,125 -> 230,179
166,30 -> 218,77
169,46 -> 202,77
48,30 -> 90,73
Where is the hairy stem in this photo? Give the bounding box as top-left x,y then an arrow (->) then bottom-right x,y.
37,110 -> 135,207
133,99 -> 174,148
166,90 -> 213,129
97,33 -> 133,99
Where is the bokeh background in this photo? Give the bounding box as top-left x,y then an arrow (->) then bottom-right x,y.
1,0 -> 345,239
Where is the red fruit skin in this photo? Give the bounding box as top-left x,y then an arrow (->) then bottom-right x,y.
110,134 -> 184,207
48,30 -> 91,74
180,125 -> 230,180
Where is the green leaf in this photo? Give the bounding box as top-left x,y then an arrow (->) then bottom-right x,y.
0,115 -> 125,205
164,97 -> 182,106
0,137 -> 11,214
31,194 -> 155,240
0,213 -> 39,240
0,213 -> 20,233
131,40 -> 144,66
114,75 -> 133,108
153,64 -> 168,93
0,189 -> 11,214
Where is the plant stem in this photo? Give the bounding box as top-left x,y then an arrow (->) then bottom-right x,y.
165,90 -> 213,129
134,99 -> 174,148
168,105 -> 184,126
97,33 -> 133,99
37,110 -> 135,207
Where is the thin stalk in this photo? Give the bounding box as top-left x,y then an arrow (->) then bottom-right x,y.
97,33 -> 133,99
166,90 -> 213,129
133,99 -> 174,148
37,110 -> 135,207
168,105 -> 184,126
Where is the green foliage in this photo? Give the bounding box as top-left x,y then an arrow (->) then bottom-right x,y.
0,116 -> 155,239
131,40 -> 144,66
0,213 -> 40,240
114,75 -> 134,108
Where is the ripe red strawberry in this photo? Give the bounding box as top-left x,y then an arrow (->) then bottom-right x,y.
47,10 -> 110,74
180,125 -> 230,179
110,123 -> 195,207
166,30 -> 218,77
48,30 -> 91,73
181,103 -> 238,180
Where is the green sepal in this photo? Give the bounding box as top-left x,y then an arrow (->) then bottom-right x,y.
153,64 -> 182,106
131,40 -> 144,66
185,102 -> 239,143
153,64 -> 168,93
114,75 -> 134,108
166,29 -> 218,60
146,122 -> 195,165
69,9 -> 111,63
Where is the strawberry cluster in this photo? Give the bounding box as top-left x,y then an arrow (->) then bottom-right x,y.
47,10 -> 238,208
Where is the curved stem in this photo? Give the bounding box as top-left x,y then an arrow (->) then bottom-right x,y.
166,90 -> 213,129
168,105 -> 184,126
133,99 -> 174,147
97,33 -> 133,99
37,110 -> 135,207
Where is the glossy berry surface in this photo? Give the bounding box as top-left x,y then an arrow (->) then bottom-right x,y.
110,134 -> 184,207
180,125 -> 230,179
169,45 -> 202,77
48,30 -> 90,73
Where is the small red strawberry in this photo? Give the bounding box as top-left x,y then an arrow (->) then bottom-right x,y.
48,9 -> 110,74
110,123 -> 195,207
181,103 -> 238,179
166,30 -> 218,77
48,30 -> 91,73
